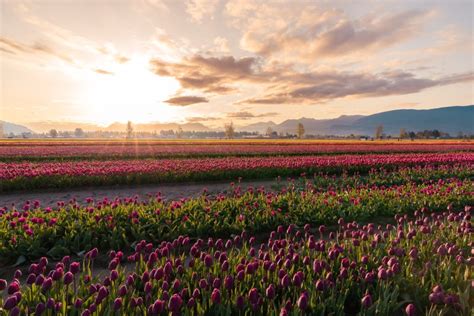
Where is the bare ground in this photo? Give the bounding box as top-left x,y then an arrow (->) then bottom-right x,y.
0,178 -> 284,208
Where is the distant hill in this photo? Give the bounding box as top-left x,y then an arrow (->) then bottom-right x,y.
240,105 -> 474,136
105,122 -> 210,132
3,105 -> 473,136
237,121 -> 277,133
0,121 -> 34,135
346,105 -> 474,136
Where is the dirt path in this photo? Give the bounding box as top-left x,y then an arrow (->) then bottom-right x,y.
0,179 -> 285,208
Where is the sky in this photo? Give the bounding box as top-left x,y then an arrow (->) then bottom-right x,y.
1,0 -> 473,129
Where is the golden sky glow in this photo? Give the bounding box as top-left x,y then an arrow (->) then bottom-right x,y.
1,0 -> 473,129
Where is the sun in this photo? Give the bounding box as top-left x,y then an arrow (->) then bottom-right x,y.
79,56 -> 181,125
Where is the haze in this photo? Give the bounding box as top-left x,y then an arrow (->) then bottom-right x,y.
1,0 -> 473,129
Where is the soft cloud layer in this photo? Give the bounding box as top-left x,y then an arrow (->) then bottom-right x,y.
149,51 -> 473,105
1,0 -> 473,125
226,1 -> 432,62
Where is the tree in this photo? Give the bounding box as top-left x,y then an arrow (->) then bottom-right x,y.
266,127 -> 274,137
126,121 -> 134,139
224,122 -> 235,139
49,129 -> 58,138
409,131 -> 416,140
176,126 -> 184,139
399,128 -> 407,139
74,128 -> 85,138
296,123 -> 305,139
375,125 -> 384,140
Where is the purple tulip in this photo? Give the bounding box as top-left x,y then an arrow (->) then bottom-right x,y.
168,294 -> 183,312
153,299 -> 165,314
236,296 -> 245,309
46,298 -> 55,309
7,282 -> 20,295
41,278 -> 53,292
377,268 -> 388,280
3,296 -> 17,310
211,288 -> 221,304
204,255 -> 213,267
281,274 -> 290,287
297,293 -> 308,310
361,293 -> 372,308
9,306 -> 20,316
224,275 -> 234,291
405,303 -> 416,316
63,271 -> 74,285
74,298 -> 83,309
26,273 -> 36,285
199,279 -> 208,289
35,303 -> 46,315
248,288 -> 259,304
113,297 -> 122,310
266,284 -> 275,299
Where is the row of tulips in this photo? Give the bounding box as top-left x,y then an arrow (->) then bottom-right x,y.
1,153 -> 473,191
1,141 -> 473,161
0,208 -> 471,315
0,173 -> 472,261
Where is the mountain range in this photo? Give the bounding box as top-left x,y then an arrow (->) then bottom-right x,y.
2,105 -> 473,136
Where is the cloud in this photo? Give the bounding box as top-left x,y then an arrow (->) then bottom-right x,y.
186,0 -> 220,23
94,68 -> 114,75
150,54 -> 262,93
186,116 -> 220,123
0,37 -> 77,65
226,1 -> 431,62
115,55 -> 130,64
242,70 -> 474,105
150,48 -> 473,106
164,96 -> 209,106
226,111 -> 278,120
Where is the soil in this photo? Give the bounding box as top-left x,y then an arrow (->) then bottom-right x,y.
0,178 -> 286,208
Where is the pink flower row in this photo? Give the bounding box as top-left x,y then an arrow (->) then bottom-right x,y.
1,152 -> 473,180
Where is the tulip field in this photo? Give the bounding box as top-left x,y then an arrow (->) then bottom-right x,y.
1,140 -> 473,161
0,140 -> 473,315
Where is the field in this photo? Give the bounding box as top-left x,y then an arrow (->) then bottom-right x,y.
0,140 -> 472,315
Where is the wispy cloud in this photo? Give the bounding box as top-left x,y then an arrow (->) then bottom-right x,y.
164,96 -> 209,106
186,0 -> 220,23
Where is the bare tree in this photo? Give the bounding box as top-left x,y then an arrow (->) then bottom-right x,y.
224,122 -> 235,139
126,121 -> 134,139
176,126 -> 184,139
266,126 -> 274,136
49,129 -> 58,138
399,128 -> 407,140
375,125 -> 384,140
296,123 -> 305,139
74,128 -> 85,138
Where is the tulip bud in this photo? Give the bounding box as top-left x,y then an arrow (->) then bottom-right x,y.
168,294 -> 183,312
35,302 -> 46,315
266,284 -> 275,299
297,293 -> 308,310
361,294 -> 372,308
113,298 -> 122,310
63,272 -> 74,285
211,288 -> 221,304
3,296 -> 17,310
405,304 -> 416,316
